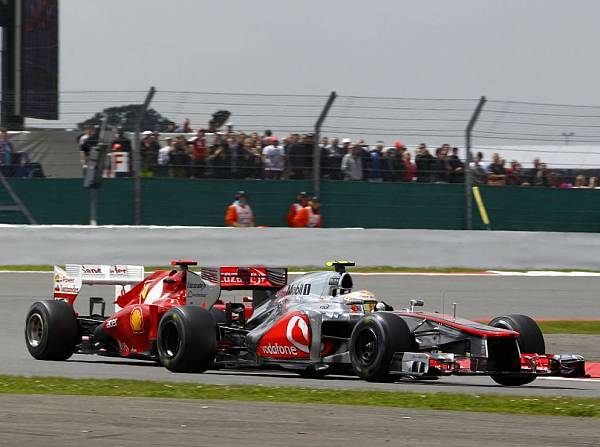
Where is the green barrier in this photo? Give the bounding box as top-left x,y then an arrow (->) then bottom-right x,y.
140,178 -> 311,227
1,178 -> 599,231
474,185 -> 600,233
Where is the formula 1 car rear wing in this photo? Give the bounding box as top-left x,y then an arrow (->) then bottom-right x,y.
54,264 -> 145,305
201,266 -> 287,291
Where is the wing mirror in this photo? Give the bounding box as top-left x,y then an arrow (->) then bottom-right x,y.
410,299 -> 424,311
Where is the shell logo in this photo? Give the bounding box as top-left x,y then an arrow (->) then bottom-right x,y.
130,307 -> 144,334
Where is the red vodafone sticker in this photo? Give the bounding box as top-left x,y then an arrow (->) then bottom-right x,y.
286,315 -> 310,353
257,312 -> 311,359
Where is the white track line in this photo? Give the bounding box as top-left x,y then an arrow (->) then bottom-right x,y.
537,376 -> 600,383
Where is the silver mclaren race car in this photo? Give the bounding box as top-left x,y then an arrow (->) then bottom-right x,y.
26,261 -> 585,385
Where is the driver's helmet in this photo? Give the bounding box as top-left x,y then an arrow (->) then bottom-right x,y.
340,289 -> 376,302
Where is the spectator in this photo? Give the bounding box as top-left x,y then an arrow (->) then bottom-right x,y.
534,163 -> 549,187
262,136 -> 285,180
0,128 -> 14,176
572,175 -> 596,189
448,147 -> 464,183
341,144 -> 363,181
111,127 -> 132,153
487,153 -> 506,175
415,143 -> 434,182
190,129 -> 207,179
367,141 -> 385,182
573,175 -> 586,188
470,152 -> 487,185
548,171 -> 570,189
237,138 -> 256,179
287,191 -> 309,226
166,122 -> 177,133
287,133 -> 313,180
207,136 -> 230,178
323,137 -> 344,180
527,158 -> 542,184
261,129 -> 273,147
432,146 -> 450,182
225,135 -> 242,179
286,134 -> 306,179
402,152 -> 416,182
168,136 -> 190,178
487,153 -> 506,186
246,140 -> 263,179
356,139 -> 371,179
292,196 -> 322,228
140,130 -> 160,176
225,191 -> 255,227
78,125 -> 99,171
176,118 -> 192,133
332,137 -> 350,180
157,137 -> 173,177
381,147 -> 403,182
506,160 -> 523,186
108,127 -> 132,177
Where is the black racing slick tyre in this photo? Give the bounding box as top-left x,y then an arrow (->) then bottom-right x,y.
349,312 -> 417,382
157,306 -> 217,373
25,300 -> 80,361
489,314 -> 545,386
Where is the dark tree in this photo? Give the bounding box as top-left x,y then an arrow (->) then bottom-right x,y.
77,104 -> 173,132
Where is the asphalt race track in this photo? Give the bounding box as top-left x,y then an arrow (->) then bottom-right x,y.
1,395 -> 598,447
2,272 -> 600,398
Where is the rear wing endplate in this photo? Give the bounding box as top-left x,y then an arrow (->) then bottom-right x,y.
54,264 -> 145,304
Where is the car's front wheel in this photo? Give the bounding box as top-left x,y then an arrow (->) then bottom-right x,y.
349,313 -> 416,382
25,300 -> 80,360
489,314 -> 545,386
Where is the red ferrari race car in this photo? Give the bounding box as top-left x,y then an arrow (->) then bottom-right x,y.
25,261 -> 586,385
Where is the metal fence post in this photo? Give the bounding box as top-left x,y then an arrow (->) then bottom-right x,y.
313,91 -> 337,197
133,86 -> 156,225
465,96 -> 486,230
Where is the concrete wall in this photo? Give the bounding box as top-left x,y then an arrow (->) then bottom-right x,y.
2,225 -> 598,269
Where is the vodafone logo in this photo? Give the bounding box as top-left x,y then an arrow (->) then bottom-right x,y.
257,312 -> 311,359
286,315 -> 310,354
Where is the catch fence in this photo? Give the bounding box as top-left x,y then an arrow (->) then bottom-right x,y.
2,89 -> 600,230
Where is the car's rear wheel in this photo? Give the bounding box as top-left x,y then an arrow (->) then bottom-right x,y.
25,300 -> 80,360
489,314 -> 545,386
349,313 -> 416,382
157,306 -> 216,373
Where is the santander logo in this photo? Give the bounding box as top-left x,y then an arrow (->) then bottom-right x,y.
286,315 -> 310,353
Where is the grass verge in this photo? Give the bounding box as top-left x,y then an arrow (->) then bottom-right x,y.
471,320 -> 600,335
0,375 -> 598,418
536,321 -> 600,335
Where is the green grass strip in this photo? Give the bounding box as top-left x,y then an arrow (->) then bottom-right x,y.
0,375 -> 598,418
472,320 -> 600,335
536,321 -> 600,335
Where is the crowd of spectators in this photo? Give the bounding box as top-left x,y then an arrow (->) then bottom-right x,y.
0,128 -> 44,178
74,120 -> 600,189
